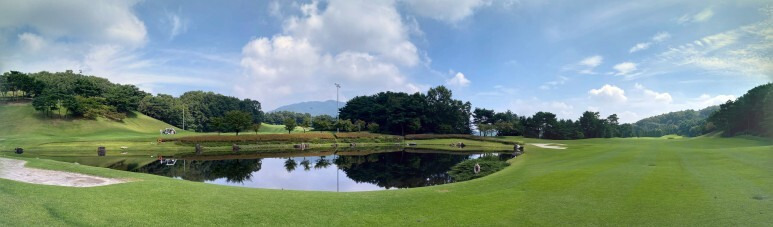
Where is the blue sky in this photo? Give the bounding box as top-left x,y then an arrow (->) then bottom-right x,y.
1,0 -> 771,122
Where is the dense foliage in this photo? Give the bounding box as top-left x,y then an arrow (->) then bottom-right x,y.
2,71 -> 145,120
139,91 -> 263,132
470,107 -> 630,140
339,86 -> 472,135
263,111 -> 311,125
633,106 -> 719,137
707,83 -> 772,137
447,155 -> 511,181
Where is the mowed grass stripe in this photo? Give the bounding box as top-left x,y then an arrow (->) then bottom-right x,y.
673,144 -> 772,225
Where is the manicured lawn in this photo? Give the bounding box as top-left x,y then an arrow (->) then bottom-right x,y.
1,136 -> 770,226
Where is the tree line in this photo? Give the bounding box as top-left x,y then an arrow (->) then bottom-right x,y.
6,71 -> 769,139
2,71 -> 264,134
339,86 -> 471,135
2,71 -> 145,120
139,91 -> 263,133
470,108 -> 630,140
632,106 -> 718,137
707,83 -> 772,137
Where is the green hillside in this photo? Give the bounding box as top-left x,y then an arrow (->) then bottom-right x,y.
0,103 -> 192,153
0,104 -> 308,154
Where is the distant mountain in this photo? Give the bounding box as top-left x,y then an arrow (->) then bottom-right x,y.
270,100 -> 345,116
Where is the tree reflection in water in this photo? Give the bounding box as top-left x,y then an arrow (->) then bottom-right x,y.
314,156 -> 332,169
135,159 -> 262,183
334,151 -> 470,189
284,158 -> 297,172
131,150 -> 516,190
300,158 -> 311,171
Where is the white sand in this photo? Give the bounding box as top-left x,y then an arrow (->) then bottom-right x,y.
0,157 -> 126,187
530,143 -> 567,149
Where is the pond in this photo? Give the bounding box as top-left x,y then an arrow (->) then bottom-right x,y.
51,149 -> 516,192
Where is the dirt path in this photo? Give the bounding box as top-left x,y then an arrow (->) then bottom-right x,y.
0,157 -> 126,187
530,143 -> 567,149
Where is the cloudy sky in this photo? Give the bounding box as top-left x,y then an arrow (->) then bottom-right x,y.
1,0 -> 771,122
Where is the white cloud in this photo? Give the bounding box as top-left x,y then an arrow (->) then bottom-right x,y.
0,1 -> 225,93
268,1 -> 282,18
571,55 -> 603,74
580,55 -> 603,68
509,98 -> 576,119
447,72 -> 471,87
284,0 -> 419,66
656,18 -> 773,80
629,42 -> 651,53
17,32 -> 45,52
539,76 -> 569,90
167,12 -> 187,40
0,0 -> 147,48
634,83 -> 672,104
401,0 -> 492,23
589,84 -> 627,103
693,8 -> 714,22
695,94 -> 735,107
629,32 -> 670,53
613,62 -> 637,76
238,0 -> 424,109
678,8 -> 714,24
652,31 -> 671,42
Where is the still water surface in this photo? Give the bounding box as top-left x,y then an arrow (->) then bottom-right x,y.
128,149 -> 514,192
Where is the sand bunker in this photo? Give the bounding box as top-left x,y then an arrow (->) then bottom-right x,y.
0,158 -> 125,187
530,143 -> 567,149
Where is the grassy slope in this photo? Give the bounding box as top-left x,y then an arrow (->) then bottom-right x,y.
0,104 -> 307,155
0,104 -> 198,156
1,135 -> 771,226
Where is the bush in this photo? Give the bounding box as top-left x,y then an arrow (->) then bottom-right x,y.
447,157 -> 510,181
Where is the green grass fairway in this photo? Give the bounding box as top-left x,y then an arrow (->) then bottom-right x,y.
1,136 -> 770,226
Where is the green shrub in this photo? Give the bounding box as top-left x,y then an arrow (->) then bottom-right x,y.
448,157 -> 510,181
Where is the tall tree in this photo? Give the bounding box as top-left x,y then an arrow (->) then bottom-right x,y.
579,111 -> 602,138
284,117 -> 297,134
223,110 -> 253,135
105,84 -> 145,113
251,123 -> 262,134
473,108 -> 495,136
300,116 -> 312,133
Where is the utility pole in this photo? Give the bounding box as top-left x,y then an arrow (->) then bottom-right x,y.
335,83 -> 340,133
182,105 -> 185,131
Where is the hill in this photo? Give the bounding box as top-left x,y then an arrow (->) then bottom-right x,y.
0,103 -> 188,148
271,100 -> 344,116
0,103 -> 305,154
633,106 -> 719,137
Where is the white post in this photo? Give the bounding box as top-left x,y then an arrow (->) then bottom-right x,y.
335,83 -> 341,133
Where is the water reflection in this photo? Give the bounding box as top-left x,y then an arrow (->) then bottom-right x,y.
125,149 -> 515,192
136,159 -> 262,183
